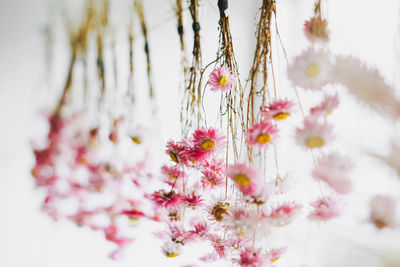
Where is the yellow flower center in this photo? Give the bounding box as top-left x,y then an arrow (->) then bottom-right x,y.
271,257 -> 280,263
207,179 -> 217,186
256,133 -> 271,144
326,109 -> 333,115
305,63 -> 320,78
169,151 -> 179,163
201,139 -> 215,151
305,136 -> 324,148
273,112 -> 291,120
130,136 -> 141,144
166,252 -> 180,258
218,75 -> 228,86
233,174 -> 251,186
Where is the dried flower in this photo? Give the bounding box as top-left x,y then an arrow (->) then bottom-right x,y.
208,65 -> 235,92
246,122 -> 279,149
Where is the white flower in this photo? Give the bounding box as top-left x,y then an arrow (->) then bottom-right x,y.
287,48 -> 333,90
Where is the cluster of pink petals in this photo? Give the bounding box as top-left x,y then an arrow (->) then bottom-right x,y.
310,93 -> 340,117
32,112 -> 156,259
246,122 -> 279,149
261,99 -> 295,121
308,196 -> 341,221
207,65 -> 235,92
312,152 -> 353,194
234,247 -> 273,267
264,201 -> 303,226
304,16 -> 329,43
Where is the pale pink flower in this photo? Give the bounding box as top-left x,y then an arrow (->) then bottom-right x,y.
208,65 -> 235,92
161,165 -> 186,187
227,163 -> 262,197
266,247 -> 286,263
334,56 -> 398,118
310,93 -> 340,116
287,48 -> 333,90
265,201 -> 303,226
246,122 -> 279,149
312,152 -> 353,194
296,116 -> 334,149
308,195 -> 341,221
369,195 -> 398,229
162,240 -> 182,258
261,99 -> 295,121
201,169 -> 225,188
304,17 -> 329,43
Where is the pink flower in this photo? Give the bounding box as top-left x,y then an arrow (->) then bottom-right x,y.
287,47 -> 333,90
208,234 -> 229,259
308,196 -> 341,221
104,224 -> 134,247
246,122 -> 279,149
296,116 -> 334,149
208,65 -> 235,92
265,201 -> 302,226
227,163 -> 262,197
304,17 -> 329,43
266,247 -> 286,263
234,247 -> 271,267
161,165 -> 186,186
189,219 -> 211,238
147,190 -> 183,209
187,127 -> 226,162
312,152 -> 353,194
310,93 -> 340,116
261,99 -> 295,121
182,192 -> 204,208
166,140 -> 191,165
369,195 -> 398,229
201,169 -> 225,188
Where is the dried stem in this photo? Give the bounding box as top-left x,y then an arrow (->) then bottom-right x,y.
181,0 -> 203,136
135,0 -> 154,99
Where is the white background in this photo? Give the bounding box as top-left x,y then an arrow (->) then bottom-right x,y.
1,0 -> 400,266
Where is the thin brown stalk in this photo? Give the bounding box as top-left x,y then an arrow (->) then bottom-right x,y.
135,1 -> 154,99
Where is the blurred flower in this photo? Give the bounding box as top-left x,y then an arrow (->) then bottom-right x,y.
312,152 -> 353,194
308,195 -> 341,221
288,48 -> 333,90
304,17 -> 329,43
310,93 -> 340,117
369,195 -> 398,229
296,116 -> 334,149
